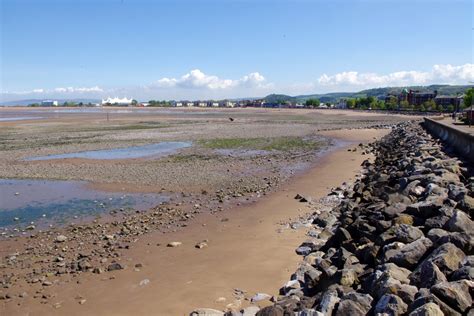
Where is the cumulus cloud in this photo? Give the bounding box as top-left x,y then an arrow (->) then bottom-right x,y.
318,64 -> 473,87
151,69 -> 270,90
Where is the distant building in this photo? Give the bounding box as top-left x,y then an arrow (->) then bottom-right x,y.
407,90 -> 437,106
220,100 -> 235,107
101,97 -> 133,106
335,99 -> 347,109
434,95 -> 464,111
41,100 -> 59,106
186,102 -> 194,107
174,102 -> 183,107
198,102 -> 207,107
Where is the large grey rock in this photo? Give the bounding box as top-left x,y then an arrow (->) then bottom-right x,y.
445,210 -> 474,235
409,302 -> 445,316
318,290 -> 340,315
423,243 -> 466,273
190,309 -> 225,316
430,280 -> 473,313
390,237 -> 433,269
395,224 -> 424,243
255,306 -> 284,316
374,294 -> 408,315
415,260 -> 447,289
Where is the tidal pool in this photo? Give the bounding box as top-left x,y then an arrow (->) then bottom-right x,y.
0,116 -> 43,122
27,141 -> 192,161
0,179 -> 168,229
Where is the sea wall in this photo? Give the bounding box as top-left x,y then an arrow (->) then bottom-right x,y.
423,118 -> 474,163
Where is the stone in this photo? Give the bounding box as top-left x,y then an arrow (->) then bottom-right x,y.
255,306 -> 284,316
335,292 -> 373,316
430,280 -> 472,313
409,302 -> 444,316
395,224 -> 424,243
251,293 -> 272,303
415,260 -> 447,289
422,243 -> 465,274
295,246 -> 313,256
190,309 -> 225,316
167,241 -> 182,247
374,294 -> 408,315
394,214 -> 414,225
241,306 -> 260,316
390,237 -> 433,269
451,266 -> 474,281
338,269 -> 358,287
195,242 -> 208,249
318,290 -> 340,315
55,235 -> 67,243
107,262 -> 124,271
445,210 -> 474,235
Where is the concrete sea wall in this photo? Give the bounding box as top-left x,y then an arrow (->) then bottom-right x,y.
423,118 -> 474,163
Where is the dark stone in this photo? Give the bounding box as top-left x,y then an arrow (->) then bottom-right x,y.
431,280 -> 472,313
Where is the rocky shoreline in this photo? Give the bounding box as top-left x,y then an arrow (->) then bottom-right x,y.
192,122 -> 473,315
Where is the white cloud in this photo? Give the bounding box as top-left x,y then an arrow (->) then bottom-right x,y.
317,64 -> 474,87
151,69 -> 270,90
54,86 -> 103,93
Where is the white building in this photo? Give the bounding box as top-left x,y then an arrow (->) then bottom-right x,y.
220,101 -> 236,107
101,97 -> 133,106
175,102 -> 183,107
41,100 -> 59,106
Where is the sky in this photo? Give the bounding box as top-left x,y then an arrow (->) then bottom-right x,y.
1,0 -> 473,102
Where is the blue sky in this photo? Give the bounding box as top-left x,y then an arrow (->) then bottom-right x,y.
1,0 -> 473,101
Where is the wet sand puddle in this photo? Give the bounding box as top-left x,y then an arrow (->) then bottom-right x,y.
26,141 -> 192,161
0,179 -> 168,231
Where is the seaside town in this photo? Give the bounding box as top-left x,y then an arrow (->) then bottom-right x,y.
1,1 -> 473,316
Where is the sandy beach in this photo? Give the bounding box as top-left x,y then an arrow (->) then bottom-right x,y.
1,124 -> 389,315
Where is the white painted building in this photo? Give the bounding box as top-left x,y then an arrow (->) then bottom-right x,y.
175,102 -> 183,107
101,97 -> 133,106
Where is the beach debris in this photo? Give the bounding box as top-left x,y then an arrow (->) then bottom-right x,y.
167,241 -> 182,247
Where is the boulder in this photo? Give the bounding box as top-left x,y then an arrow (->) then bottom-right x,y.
445,210 -> 473,235
255,306 -> 284,316
317,290 -> 340,315
430,280 -> 473,313
390,237 -> 433,269
190,309 -> 225,316
409,302 -> 445,316
395,224 -> 424,243
374,294 -> 408,315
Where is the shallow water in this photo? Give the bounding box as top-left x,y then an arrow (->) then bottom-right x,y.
0,179 -> 168,229
27,141 -> 192,161
0,116 -> 43,122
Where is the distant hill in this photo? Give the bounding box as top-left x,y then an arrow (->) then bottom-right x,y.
0,98 -> 101,106
263,85 -> 472,104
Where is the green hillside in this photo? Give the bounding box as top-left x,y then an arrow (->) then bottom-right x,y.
263,85 -> 472,104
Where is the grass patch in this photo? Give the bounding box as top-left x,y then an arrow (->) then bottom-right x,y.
199,136 -> 324,152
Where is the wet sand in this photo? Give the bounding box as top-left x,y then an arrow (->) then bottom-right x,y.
1,128 -> 388,315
